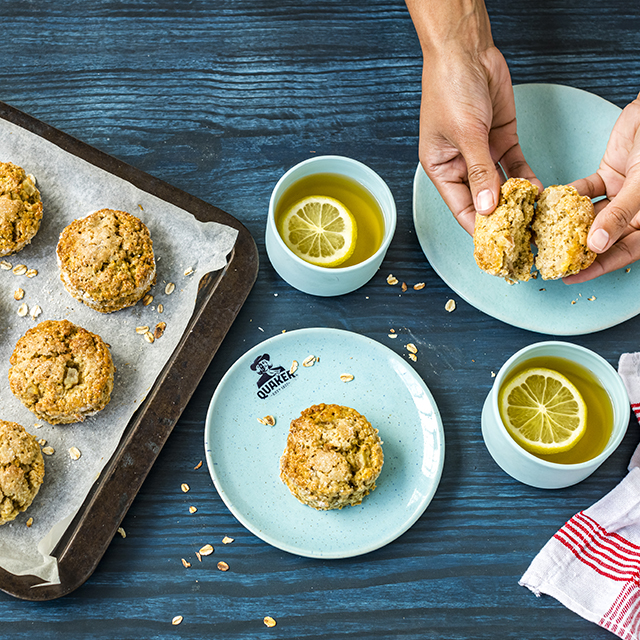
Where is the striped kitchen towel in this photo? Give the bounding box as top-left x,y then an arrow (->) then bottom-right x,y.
520,352 -> 640,640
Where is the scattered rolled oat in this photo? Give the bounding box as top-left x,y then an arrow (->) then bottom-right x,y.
25,269 -> 38,278
135,325 -> 149,334
388,333 -> 398,339
14,288 -> 24,301
26,517 -> 34,527
588,296 -> 596,301
195,551 -> 202,562
222,536 -> 234,544
491,371 -> 496,377
42,446 -> 54,456
38,438 -> 46,446
17,303 -> 28,317
386,274 -> 398,285
181,483 -> 190,493
413,282 -> 425,290
0,260 -> 12,270
184,267 -> 194,276
157,303 -> 164,313
627,267 -> 631,273
12,264 -> 27,276
30,305 -> 42,319
165,282 -> 175,295
401,282 -> 407,292
194,460 -> 203,470
290,360 -> 299,374
217,561 -> 229,571
340,373 -> 354,382
199,544 -> 214,556
117,527 -> 126,538
171,616 -> 183,626
189,506 -> 197,514
257,415 -> 276,426
263,616 -> 276,628
154,322 -> 166,339
144,330 -> 155,344
181,558 -> 191,568
571,299 -> 577,305
69,446 -> 81,460
445,299 -> 456,312
302,355 -> 316,367
143,294 -> 153,306
406,343 -> 418,354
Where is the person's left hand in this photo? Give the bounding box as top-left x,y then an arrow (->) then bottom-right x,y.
564,94 -> 640,284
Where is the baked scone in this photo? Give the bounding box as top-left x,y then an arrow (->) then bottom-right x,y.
0,420 -> 44,525
473,177 -> 539,283
279,403 -> 384,510
0,162 -> 43,256
8,319 -> 115,425
533,184 -> 596,280
56,208 -> 156,313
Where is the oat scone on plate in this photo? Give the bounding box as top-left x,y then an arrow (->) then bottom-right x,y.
0,420 -> 45,525
0,162 -> 43,256
473,177 -> 539,283
533,184 -> 596,280
57,208 -> 156,313
8,319 -> 115,425
279,403 -> 384,510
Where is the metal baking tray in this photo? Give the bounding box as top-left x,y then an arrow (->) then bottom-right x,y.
0,102 -> 258,601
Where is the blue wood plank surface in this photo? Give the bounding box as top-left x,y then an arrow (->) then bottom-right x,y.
0,0 -> 638,638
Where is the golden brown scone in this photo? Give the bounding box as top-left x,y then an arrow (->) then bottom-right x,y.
0,420 -> 44,525
533,184 -> 596,280
0,162 -> 43,256
56,208 -> 156,313
279,403 -> 384,510
8,319 -> 115,425
473,177 -> 539,283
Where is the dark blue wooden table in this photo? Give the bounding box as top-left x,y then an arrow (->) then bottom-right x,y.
1,1 -> 639,638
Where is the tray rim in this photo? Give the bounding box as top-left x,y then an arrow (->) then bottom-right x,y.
0,101 -> 259,600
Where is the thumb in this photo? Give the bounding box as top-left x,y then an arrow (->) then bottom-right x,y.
463,143 -> 502,215
588,170 -> 640,253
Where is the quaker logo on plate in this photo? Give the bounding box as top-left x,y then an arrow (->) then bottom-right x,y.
250,353 -> 296,399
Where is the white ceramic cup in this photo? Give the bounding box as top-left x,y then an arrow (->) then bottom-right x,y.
265,155 -> 396,296
482,341 -> 629,489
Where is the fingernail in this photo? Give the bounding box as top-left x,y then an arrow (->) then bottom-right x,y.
476,189 -> 495,214
590,228 -> 610,252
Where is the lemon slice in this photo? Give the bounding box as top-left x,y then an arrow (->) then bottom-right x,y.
499,367 -> 587,455
280,195 -> 357,267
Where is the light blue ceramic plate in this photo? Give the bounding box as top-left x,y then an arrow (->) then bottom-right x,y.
413,83 -> 634,336
204,327 -> 444,559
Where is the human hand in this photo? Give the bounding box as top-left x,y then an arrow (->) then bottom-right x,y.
563,95 -> 640,284
418,45 -> 541,234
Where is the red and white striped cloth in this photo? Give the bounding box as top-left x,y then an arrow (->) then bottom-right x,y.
520,353 -> 640,639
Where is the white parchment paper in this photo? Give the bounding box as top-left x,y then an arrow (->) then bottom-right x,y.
0,119 -> 239,585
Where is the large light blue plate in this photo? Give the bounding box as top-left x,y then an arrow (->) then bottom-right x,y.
413,83 -> 635,336
204,327 -> 444,559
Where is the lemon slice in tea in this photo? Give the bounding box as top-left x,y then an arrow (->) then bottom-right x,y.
280,195 -> 357,267
499,367 -> 587,455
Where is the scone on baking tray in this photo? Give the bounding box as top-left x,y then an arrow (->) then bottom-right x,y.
532,184 -> 597,280
0,420 -> 44,525
279,403 -> 384,510
473,177 -> 539,283
0,161 -> 43,256
56,208 -> 156,313
8,319 -> 115,425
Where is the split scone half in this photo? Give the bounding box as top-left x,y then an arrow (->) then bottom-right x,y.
473,177 -> 539,283
533,184 -> 596,280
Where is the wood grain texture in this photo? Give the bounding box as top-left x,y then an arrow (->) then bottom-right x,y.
0,0 -> 638,637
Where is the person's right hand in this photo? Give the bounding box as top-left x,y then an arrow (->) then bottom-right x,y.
418,44 -> 541,234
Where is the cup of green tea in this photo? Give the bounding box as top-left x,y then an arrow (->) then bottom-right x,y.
266,156 -> 396,296
482,341 -> 629,489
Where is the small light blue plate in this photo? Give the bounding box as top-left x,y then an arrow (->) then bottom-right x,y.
204,327 -> 444,559
413,83 -> 635,336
